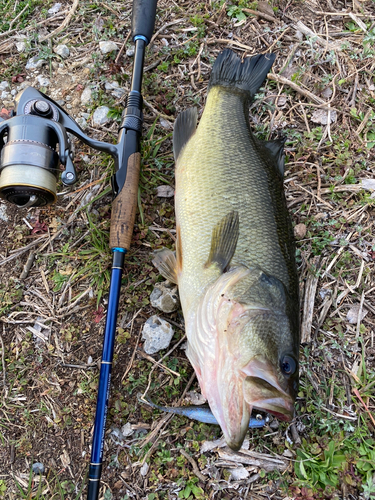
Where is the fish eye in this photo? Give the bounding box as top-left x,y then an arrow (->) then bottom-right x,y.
280,355 -> 297,376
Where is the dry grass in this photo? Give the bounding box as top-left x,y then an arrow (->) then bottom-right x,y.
0,0 -> 374,499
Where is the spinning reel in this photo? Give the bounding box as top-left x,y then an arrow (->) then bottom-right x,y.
0,86 -> 138,208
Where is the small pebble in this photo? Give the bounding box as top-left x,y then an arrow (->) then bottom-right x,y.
54,44 -> 70,59
227,466 -> 249,480
81,87 -> 92,105
150,282 -> 179,313
111,88 -> 126,99
0,81 -> 9,91
142,315 -> 174,355
140,462 -> 149,477
99,41 -> 118,54
105,81 -> 119,90
269,419 -> 279,430
48,2 -> 62,14
92,105 -> 110,126
36,75 -> 50,87
32,462 -> 45,475
126,47 -> 135,57
76,117 -> 87,129
121,422 -> 133,437
26,56 -> 46,70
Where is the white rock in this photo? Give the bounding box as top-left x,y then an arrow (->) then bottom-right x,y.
121,422 -> 134,437
159,118 -> 172,129
142,315 -> 174,355
92,106 -> 110,126
112,88 -> 126,98
186,391 -> 206,405
36,75 -> 50,87
54,44 -> 70,58
16,41 -> 26,52
1,91 -> 9,99
227,467 -> 249,480
81,87 -> 92,105
140,462 -> 149,476
126,47 -> 135,57
110,427 -> 125,445
26,56 -> 46,70
150,282 -> 179,313
48,3 -> 62,14
0,81 -> 9,91
0,203 -> 8,222
156,185 -> 174,197
105,81 -> 119,90
99,41 -> 118,54
76,117 -> 87,129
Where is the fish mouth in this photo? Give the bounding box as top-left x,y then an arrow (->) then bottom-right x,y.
221,401 -> 251,452
242,357 -> 295,421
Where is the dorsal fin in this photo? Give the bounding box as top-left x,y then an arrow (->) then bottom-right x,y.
152,248 -> 178,284
205,211 -> 239,273
173,108 -> 198,162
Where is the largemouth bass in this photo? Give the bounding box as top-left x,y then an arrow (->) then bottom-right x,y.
153,49 -> 300,450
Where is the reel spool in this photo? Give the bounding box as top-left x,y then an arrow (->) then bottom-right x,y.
0,89 -> 77,208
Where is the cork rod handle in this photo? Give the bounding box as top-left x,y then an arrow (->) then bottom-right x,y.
109,152 -> 141,250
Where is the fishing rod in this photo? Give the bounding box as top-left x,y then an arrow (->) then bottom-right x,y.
0,1 -> 157,498
87,3 -> 158,498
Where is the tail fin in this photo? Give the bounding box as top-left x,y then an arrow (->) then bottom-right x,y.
208,49 -> 275,100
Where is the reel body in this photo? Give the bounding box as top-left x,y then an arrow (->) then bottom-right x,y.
0,88 -> 77,207
0,86 -> 123,209
0,86 -> 139,209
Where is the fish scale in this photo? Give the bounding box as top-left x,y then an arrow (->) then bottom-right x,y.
176,87 -> 295,313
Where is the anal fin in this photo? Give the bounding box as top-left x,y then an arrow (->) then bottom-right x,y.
205,211 -> 239,273
255,136 -> 286,178
152,248 -> 178,284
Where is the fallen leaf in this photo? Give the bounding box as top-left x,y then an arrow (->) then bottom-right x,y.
31,221 -> 48,234
94,307 -> 104,323
294,223 -> 307,239
0,108 -> 10,120
311,109 -> 337,125
346,304 -> 368,324
257,1 -> 275,17
156,185 -> 174,198
60,449 -> 70,468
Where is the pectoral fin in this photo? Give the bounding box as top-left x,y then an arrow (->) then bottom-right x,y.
152,248 -> 178,284
206,211 -> 239,273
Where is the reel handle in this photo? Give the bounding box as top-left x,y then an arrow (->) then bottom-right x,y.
131,0 -> 158,44
109,151 -> 141,250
